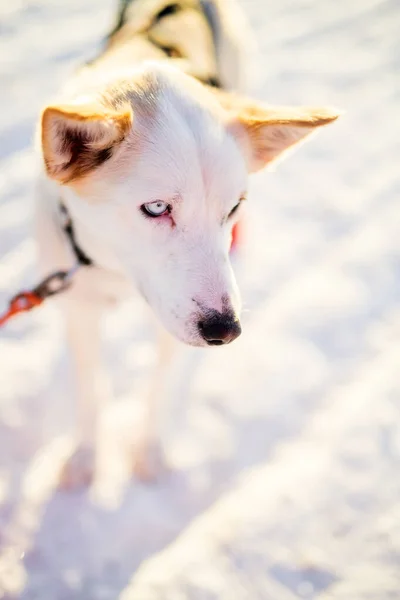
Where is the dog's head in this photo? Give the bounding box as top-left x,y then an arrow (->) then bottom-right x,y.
40,64 -> 339,346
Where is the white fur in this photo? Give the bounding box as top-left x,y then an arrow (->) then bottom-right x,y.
35,3 -> 250,486
34,1 -> 336,487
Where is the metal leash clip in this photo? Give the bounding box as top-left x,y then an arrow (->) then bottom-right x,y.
33,268 -> 76,299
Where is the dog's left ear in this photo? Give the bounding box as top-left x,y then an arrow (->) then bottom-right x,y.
220,95 -> 340,172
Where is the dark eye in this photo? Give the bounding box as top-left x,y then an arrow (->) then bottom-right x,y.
141,201 -> 170,217
228,194 -> 246,220
228,202 -> 241,219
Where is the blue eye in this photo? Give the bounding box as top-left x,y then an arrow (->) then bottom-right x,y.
141,201 -> 170,217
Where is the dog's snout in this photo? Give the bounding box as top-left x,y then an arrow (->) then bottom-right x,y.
198,312 -> 241,346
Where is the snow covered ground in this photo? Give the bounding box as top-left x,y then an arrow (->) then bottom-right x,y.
0,0 -> 399,598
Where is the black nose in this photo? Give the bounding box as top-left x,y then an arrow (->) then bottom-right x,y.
198,312 -> 241,346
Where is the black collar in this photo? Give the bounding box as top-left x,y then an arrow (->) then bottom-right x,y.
60,203 -> 93,267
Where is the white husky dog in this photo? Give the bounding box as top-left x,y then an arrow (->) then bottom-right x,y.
34,0 -> 339,486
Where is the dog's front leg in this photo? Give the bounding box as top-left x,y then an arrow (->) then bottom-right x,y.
59,298 -> 108,489
132,324 -> 177,482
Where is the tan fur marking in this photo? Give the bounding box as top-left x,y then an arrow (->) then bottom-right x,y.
209,89 -> 340,171
41,102 -> 133,184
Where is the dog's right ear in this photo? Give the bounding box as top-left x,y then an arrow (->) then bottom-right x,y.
41,102 -> 133,184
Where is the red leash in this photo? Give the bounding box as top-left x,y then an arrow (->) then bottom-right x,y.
0,202 -> 92,328
0,269 -> 77,328
0,291 -> 43,327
